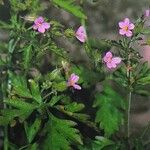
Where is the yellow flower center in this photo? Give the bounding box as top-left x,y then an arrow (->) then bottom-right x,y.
123,26 -> 129,31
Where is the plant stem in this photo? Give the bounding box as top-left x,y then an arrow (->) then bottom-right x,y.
127,91 -> 132,138
126,47 -> 132,146
4,124 -> 8,150
3,88 -> 8,150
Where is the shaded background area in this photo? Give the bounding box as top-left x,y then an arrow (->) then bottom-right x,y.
0,0 -> 150,148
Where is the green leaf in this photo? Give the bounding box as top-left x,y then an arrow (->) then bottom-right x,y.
141,28 -> 150,34
24,118 -> 41,143
10,74 -> 32,98
78,136 -> 114,150
93,136 -> 114,149
23,45 -> 32,70
64,102 -> 85,112
137,75 -> 150,85
0,116 -> 11,125
42,116 -> 83,150
28,143 -> 39,150
29,79 -> 42,104
0,108 -> 33,124
0,57 -> 6,66
49,95 -> 65,106
8,38 -> 19,53
93,84 -> 124,137
49,69 -> 62,81
4,99 -> 37,110
52,0 -> 86,19
72,65 -> 102,88
53,81 -> 67,92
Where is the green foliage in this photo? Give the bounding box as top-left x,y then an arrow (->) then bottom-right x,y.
24,118 -> 41,143
23,45 -> 33,71
52,0 -> 86,19
10,74 -> 32,98
42,116 -> 83,150
29,79 -> 42,104
78,136 -> 114,150
93,84 -> 125,137
0,0 -> 150,149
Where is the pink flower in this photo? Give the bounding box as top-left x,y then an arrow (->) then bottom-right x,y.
145,9 -> 150,17
33,16 -> 50,33
67,73 -> 81,90
119,18 -> 135,37
75,26 -> 87,43
103,51 -> 121,69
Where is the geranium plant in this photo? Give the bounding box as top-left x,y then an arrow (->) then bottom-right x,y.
0,0 -> 150,150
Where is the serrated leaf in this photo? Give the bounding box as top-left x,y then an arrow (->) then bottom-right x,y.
64,102 -> 85,112
25,118 -> 41,143
94,84 -> 124,137
93,136 -> 114,150
42,116 -> 82,150
1,108 -> 33,124
4,99 -> 37,110
10,74 -> 32,98
52,0 -> 86,19
29,79 -> 42,104
23,45 -> 32,70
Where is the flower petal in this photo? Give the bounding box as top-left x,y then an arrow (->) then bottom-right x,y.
33,24 -> 38,30
105,51 -> 113,57
70,74 -> 79,83
106,62 -> 113,69
76,34 -> 86,43
145,10 -> 150,17
129,23 -> 135,30
124,18 -> 130,25
119,21 -> 125,28
112,57 -> 121,64
42,22 -> 50,29
119,29 -> 126,35
103,56 -> 108,62
126,30 -> 133,37
76,26 -> 87,43
34,16 -> 44,24
73,84 -> 81,90
38,26 -> 45,33
111,61 -> 117,68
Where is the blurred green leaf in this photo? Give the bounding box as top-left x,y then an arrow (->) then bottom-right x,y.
29,79 -> 42,104
24,118 -> 41,143
49,95 -> 65,106
53,81 -> 67,92
64,102 -> 85,112
4,99 -> 37,110
52,0 -> 86,19
23,45 -> 32,70
10,74 -> 32,98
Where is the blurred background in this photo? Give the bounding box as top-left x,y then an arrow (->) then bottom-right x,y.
0,0 -> 150,147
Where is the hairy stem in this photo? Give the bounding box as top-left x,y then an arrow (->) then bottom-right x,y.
126,48 -> 132,145
127,91 -> 132,138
